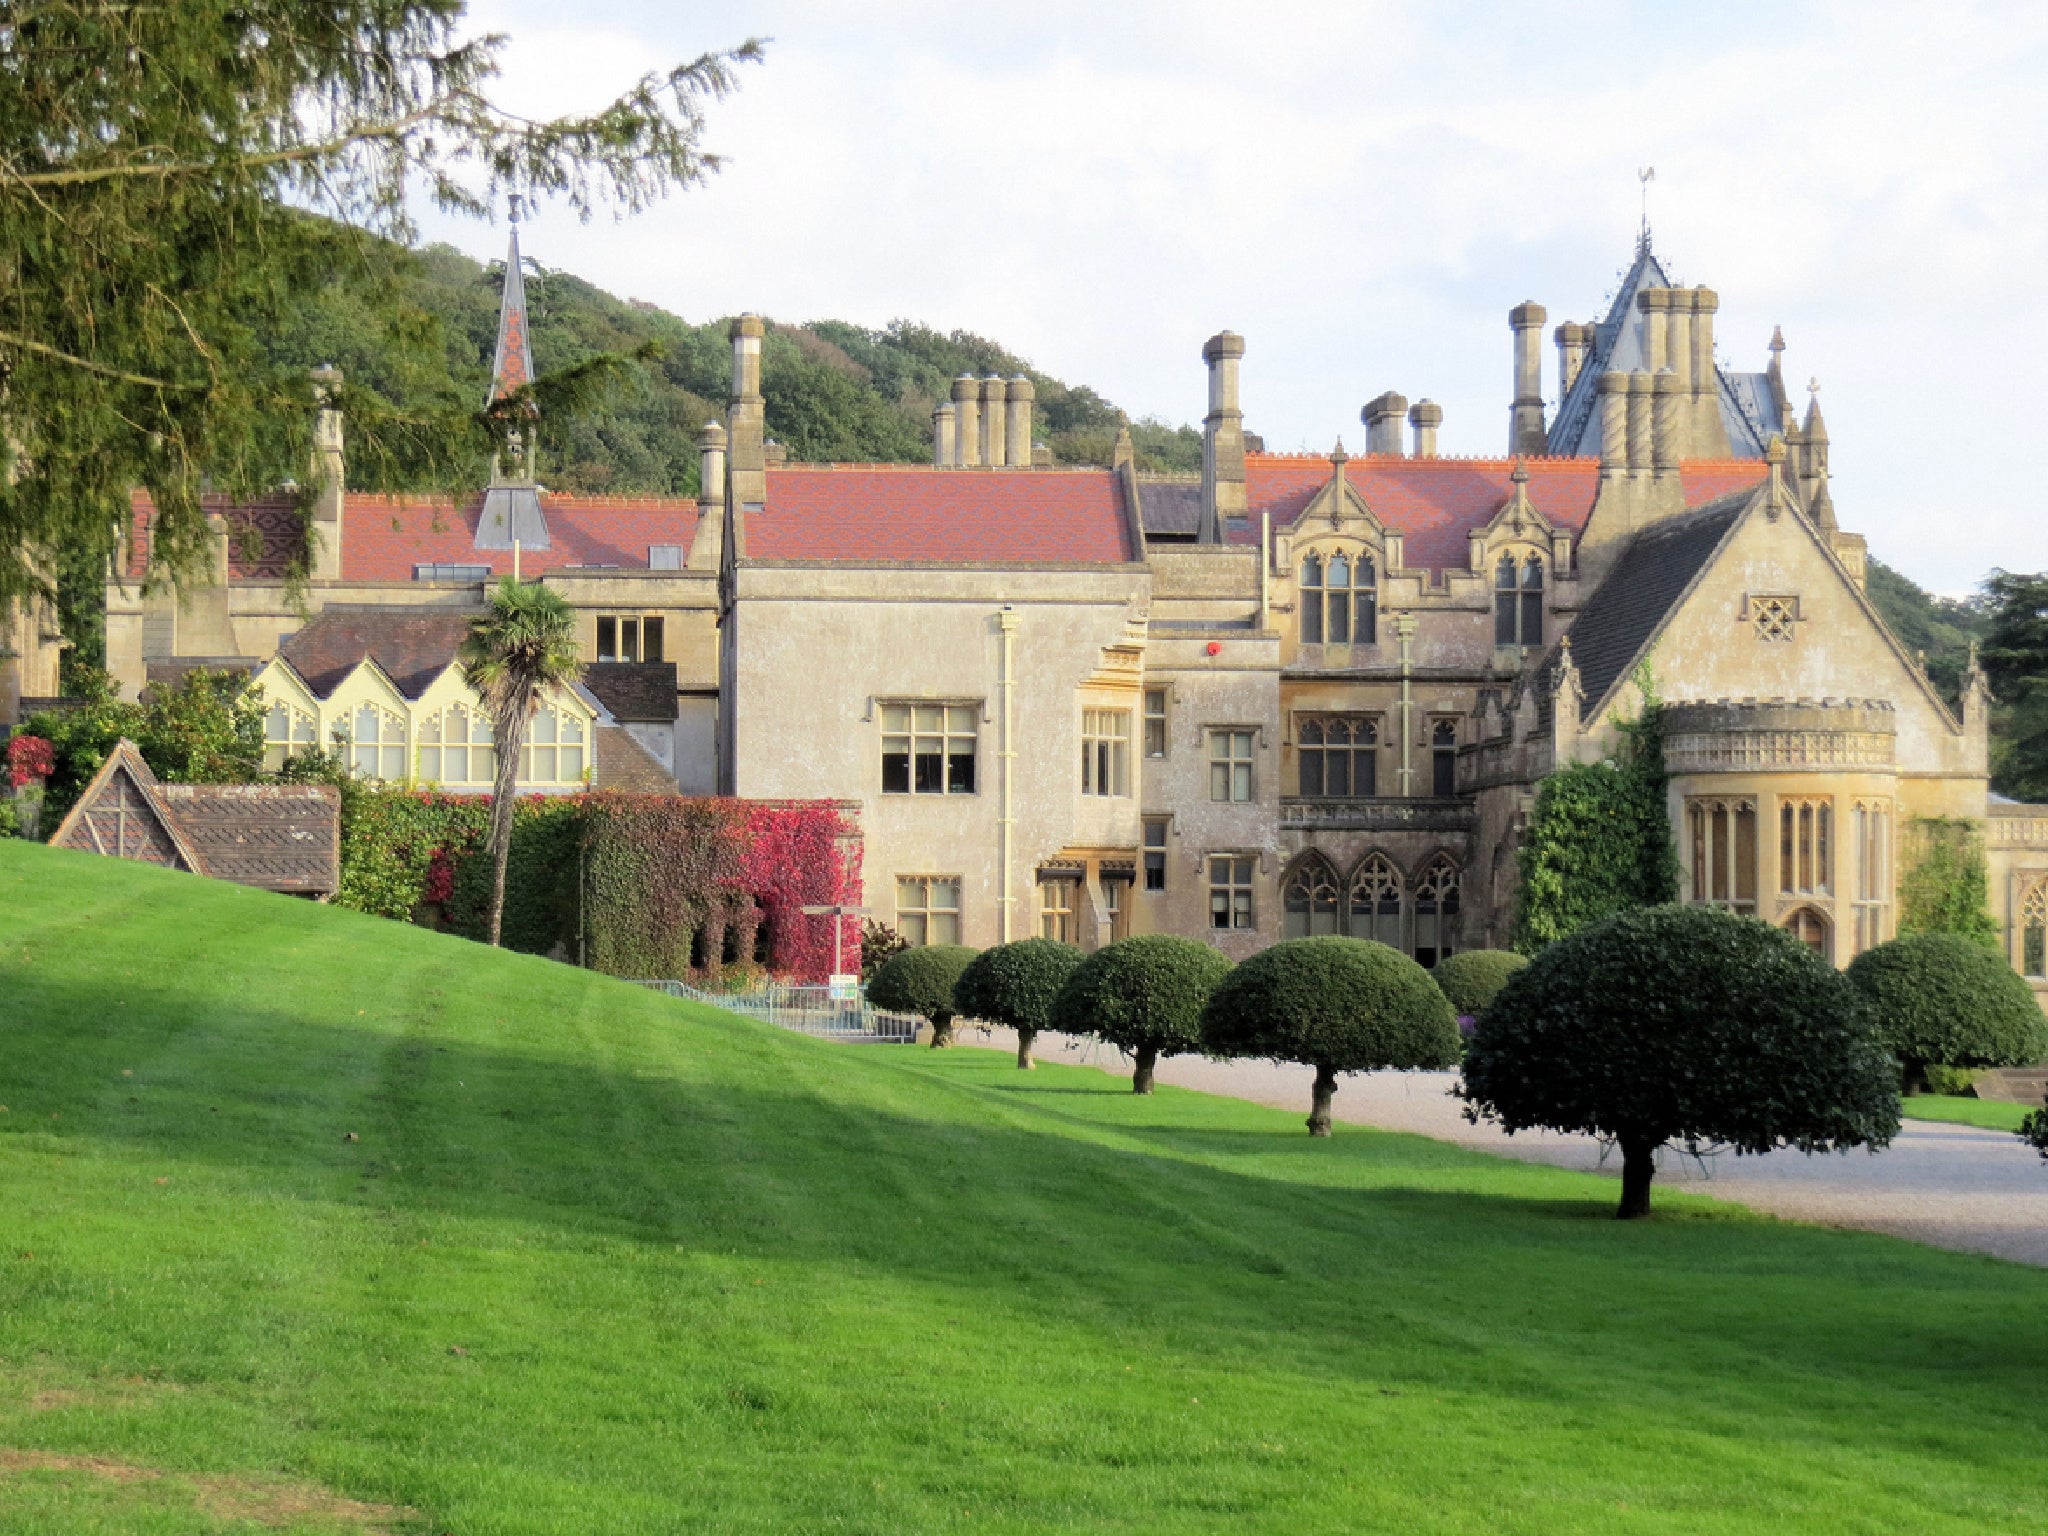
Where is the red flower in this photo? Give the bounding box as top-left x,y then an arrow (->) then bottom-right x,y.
6,735 -> 54,789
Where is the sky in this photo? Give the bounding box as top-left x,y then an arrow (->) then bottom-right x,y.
429,0 -> 2048,594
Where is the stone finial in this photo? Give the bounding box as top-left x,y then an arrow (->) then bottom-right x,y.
1112,416 -> 1134,471
1329,436 -> 1349,471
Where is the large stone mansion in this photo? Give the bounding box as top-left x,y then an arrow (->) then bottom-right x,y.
10,226 -> 2045,992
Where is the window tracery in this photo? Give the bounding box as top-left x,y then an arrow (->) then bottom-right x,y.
1299,547 -> 1378,645
1494,552 -> 1544,646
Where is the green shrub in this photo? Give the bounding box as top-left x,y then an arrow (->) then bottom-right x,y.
1922,1064 -> 1988,1098
1846,932 -> 2048,1087
2019,1107 -> 2048,1162
1050,935 -> 1233,1093
1462,906 -> 1899,1218
867,945 -> 978,1047
1201,936 -> 1460,1135
953,938 -> 1085,1070
1431,950 -> 1529,1022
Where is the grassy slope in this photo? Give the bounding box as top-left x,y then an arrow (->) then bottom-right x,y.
1,843 -> 2045,1535
1901,1096 -> 2035,1132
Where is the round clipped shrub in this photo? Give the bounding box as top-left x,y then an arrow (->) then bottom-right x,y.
1050,935 -> 1233,1093
1430,950 -> 1529,1026
1200,936 -> 1460,1135
1462,906 -> 1899,1219
866,945 -> 978,1047
953,938 -> 1085,1069
1846,932 -> 2048,1088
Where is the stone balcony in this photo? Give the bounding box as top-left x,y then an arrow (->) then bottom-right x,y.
1279,796 -> 1476,833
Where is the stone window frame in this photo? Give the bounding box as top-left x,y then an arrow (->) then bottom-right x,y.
1295,712 -> 1380,799
2018,878 -> 2048,980
1207,853 -> 1257,930
1208,727 -> 1257,803
880,700 -> 979,796
417,701 -> 496,786
521,701 -> 587,786
896,874 -> 962,947
1494,550 -> 1545,647
262,700 -> 317,773
1297,544 -> 1380,647
1784,905 -> 1833,962
1038,874 -> 1080,943
1850,798 -> 1893,955
595,612 -> 666,664
1777,794 -> 1834,899
348,702 -> 408,783
1142,816 -> 1170,892
1688,796 -> 1758,913
1429,717 -> 1459,798
1081,707 -> 1132,798
1143,687 -> 1169,759
1412,854 -> 1462,968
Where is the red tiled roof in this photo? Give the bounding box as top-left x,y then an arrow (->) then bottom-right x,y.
127,490 -> 699,583
1234,454 -> 1769,569
752,465 -> 1132,564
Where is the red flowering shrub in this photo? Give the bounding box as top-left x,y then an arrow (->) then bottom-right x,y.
7,735 -> 55,789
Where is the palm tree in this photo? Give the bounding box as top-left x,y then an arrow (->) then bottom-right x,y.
459,577 -> 582,946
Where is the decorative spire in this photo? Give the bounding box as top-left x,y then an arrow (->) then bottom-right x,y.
1803,377 -> 1828,443
489,200 -> 536,409
1636,166 -> 1656,257
1329,435 -> 1349,473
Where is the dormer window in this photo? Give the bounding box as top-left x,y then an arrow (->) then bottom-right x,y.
1495,553 -> 1544,647
1300,549 -> 1378,645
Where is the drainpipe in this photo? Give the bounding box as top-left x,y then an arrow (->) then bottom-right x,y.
1395,612 -> 1416,794
1259,511 -> 1271,627
998,607 -> 1018,942
512,538 -> 522,583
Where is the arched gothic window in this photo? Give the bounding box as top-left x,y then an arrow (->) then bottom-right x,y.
2022,882 -> 2048,979
1413,856 -> 1461,968
1494,552 -> 1545,647
1282,854 -> 1343,939
1430,719 -> 1457,797
1301,549 -> 1377,646
1348,854 -> 1403,950
1298,715 -> 1378,798
1784,906 -> 1831,962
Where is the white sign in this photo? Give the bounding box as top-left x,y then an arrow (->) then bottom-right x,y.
828,974 -> 860,1003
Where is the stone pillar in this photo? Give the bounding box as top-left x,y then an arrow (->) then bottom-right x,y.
1407,399 -> 1442,459
1651,368 -> 1682,476
932,402 -> 956,467
1200,331 -> 1248,538
980,374 -> 1007,468
1625,371 -> 1654,474
1598,370 -> 1629,478
1509,301 -> 1547,455
309,364 -> 345,581
1005,375 -> 1034,467
952,375 -> 980,468
727,314 -> 767,508
688,420 -> 727,570
1362,392 -> 1408,456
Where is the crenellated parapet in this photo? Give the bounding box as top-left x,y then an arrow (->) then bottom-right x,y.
1662,697 -> 1897,774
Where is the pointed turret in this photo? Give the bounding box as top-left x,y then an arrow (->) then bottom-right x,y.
1766,325 -> 1790,427
474,202 -> 548,557
489,208 -> 536,409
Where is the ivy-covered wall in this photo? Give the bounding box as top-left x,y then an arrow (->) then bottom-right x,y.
328,786 -> 859,980
1898,816 -> 2000,947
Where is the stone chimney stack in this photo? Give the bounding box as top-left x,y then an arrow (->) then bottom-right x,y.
727,314 -> 767,507
1625,371 -> 1654,476
1408,399 -> 1442,458
1362,392 -> 1408,456
1508,301 -> 1548,455
980,374 -> 1008,467
1637,289 -> 1669,375
1651,368 -> 1682,478
1554,322 -> 1592,397
1005,375 -> 1034,467
688,419 -> 727,570
1597,371 -> 1628,479
932,402 -> 956,467
1690,288 -> 1730,455
309,364 -> 345,581
1200,331 -> 1248,535
952,375 -> 981,467
1661,298 -> 1694,460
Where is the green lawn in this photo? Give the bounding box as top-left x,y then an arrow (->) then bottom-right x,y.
1901,1095 -> 2036,1132
2,841 -> 2045,1535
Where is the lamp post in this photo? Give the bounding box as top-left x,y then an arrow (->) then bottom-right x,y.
799,903 -> 870,991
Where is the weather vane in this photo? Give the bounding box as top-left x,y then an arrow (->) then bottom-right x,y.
1637,166 -> 1656,253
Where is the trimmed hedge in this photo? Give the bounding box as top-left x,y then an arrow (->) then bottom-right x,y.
869,945 -> 979,1047
954,939 -> 1085,1069
1431,950 -> 1529,1019
1201,936 -> 1460,1134
1050,935 -> 1233,1093
1846,932 -> 2048,1082
1462,906 -> 1900,1218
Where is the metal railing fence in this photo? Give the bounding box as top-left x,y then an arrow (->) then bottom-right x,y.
631,979 -> 922,1043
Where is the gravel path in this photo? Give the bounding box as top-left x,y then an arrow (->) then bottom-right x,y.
956,1027 -> 2048,1267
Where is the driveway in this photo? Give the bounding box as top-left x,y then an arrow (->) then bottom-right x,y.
959,1027 -> 2048,1267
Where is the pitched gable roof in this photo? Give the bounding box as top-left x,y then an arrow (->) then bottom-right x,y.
751,465 -> 1133,564
49,742 -> 200,873
275,606 -> 474,700
582,662 -> 679,723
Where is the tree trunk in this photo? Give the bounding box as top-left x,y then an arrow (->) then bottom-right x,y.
929,1015 -> 955,1049
1307,1064 -> 1338,1137
1016,1028 -> 1036,1070
1133,1045 -> 1157,1095
1617,1136 -> 1657,1220
484,685 -> 535,948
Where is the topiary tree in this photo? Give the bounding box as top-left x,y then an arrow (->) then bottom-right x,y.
1201,937 -> 1460,1135
1050,935 -> 1233,1093
953,938 -> 1085,1070
1461,906 -> 1900,1219
1430,950 -> 1529,1026
1846,932 -> 2048,1090
866,945 -> 978,1048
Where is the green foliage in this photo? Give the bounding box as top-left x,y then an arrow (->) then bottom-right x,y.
1865,558 -> 1991,709
1051,935 -> 1234,1060
24,666 -> 264,822
0,3 -> 759,604
1201,937 -> 1461,1073
1515,691 -> 1676,952
867,945 -> 978,1040
1921,1064 -> 1987,1097
1981,569 -> 2048,801
2019,1105 -> 2048,1161
953,939 -> 1085,1034
1462,906 -> 1900,1215
1846,932 -> 2048,1078
1896,817 -> 2000,946
1431,950 -> 1530,1017
579,795 -> 752,979
859,918 -> 909,984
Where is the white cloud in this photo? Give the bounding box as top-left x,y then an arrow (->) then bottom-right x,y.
427,0 -> 2048,591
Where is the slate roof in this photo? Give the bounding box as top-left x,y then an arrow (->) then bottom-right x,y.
126,491 -> 700,583
1543,242 -> 1773,460
1548,488 -> 1756,721
751,465 -> 1133,563
582,662 -> 678,723
1137,480 -> 1205,538
1225,454 -> 1766,572
275,606 -> 474,699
